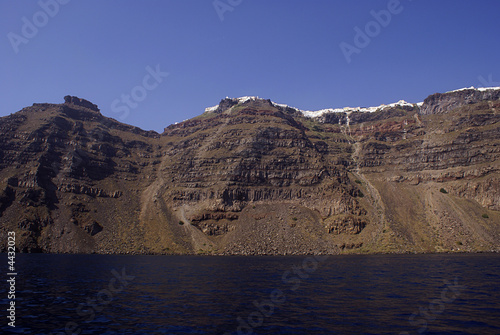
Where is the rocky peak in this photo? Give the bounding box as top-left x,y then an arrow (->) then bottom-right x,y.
205,96 -> 276,114
63,95 -> 100,112
420,87 -> 500,115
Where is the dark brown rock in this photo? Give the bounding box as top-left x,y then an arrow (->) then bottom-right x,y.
64,95 -> 100,112
0,90 -> 499,255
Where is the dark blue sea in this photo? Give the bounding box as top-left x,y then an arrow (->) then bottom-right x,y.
1,253 -> 500,334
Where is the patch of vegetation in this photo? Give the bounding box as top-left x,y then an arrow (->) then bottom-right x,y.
355,179 -> 362,184
482,213 -> 489,219
178,220 -> 185,225
292,217 -> 298,221
439,188 -> 448,194
358,190 -> 364,198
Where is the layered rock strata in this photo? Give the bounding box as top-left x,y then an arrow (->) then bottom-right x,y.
0,89 -> 499,254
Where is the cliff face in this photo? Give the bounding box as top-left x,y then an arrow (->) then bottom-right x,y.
0,90 -> 499,254
420,88 -> 500,115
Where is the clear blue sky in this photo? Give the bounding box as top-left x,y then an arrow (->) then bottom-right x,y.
1,0 -> 499,132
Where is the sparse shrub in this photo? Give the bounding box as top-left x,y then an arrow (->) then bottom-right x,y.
252,205 -> 256,209
355,180 -> 362,184
292,217 -> 298,221
358,191 -> 364,198
178,220 -> 185,225
482,213 -> 489,219
439,188 -> 448,194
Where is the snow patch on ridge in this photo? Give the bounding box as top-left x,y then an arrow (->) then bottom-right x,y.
446,86 -> 500,93
272,99 -> 418,118
205,105 -> 219,113
236,96 -> 260,103
204,87 -> 500,117
205,96 -> 422,118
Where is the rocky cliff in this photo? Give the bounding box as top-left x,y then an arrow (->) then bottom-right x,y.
0,88 -> 499,254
